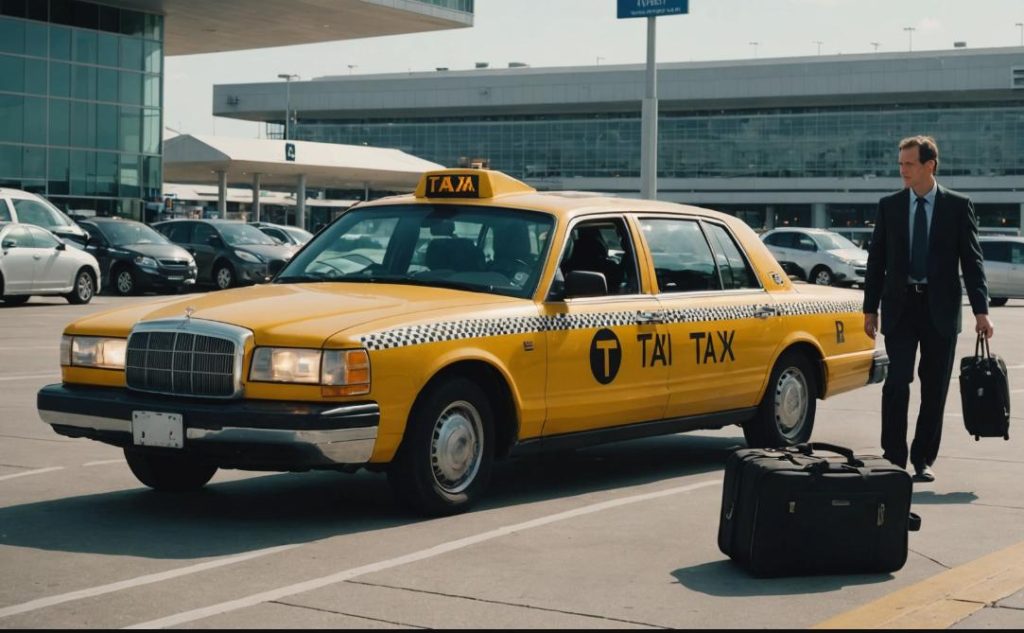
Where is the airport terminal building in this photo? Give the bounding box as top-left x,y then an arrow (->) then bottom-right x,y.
215,47 -> 1024,232
0,0 -> 474,219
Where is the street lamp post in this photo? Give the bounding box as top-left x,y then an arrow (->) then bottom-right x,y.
903,26 -> 916,52
749,41 -> 759,58
870,41 -> 880,52
813,40 -> 823,56
277,73 -> 299,140
1017,22 -> 1023,47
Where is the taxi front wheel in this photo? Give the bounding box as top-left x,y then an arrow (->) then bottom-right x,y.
744,351 -> 817,448
388,377 -> 495,516
123,448 -> 218,492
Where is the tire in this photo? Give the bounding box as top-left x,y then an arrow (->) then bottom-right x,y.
989,297 -> 1008,307
744,351 -> 818,448
213,262 -> 235,290
113,266 -> 137,296
810,266 -> 834,286
1,295 -> 30,306
388,377 -> 495,516
124,448 -> 218,492
65,269 -> 96,304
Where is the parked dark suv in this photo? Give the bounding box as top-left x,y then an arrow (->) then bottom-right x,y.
79,218 -> 198,296
152,219 -> 297,289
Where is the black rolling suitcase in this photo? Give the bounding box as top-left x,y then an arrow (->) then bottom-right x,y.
718,443 -> 920,577
959,334 -> 1011,441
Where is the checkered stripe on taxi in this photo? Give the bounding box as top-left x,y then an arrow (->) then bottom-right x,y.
359,299 -> 863,351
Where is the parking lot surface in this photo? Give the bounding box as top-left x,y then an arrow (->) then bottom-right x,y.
1,293 -> 1022,629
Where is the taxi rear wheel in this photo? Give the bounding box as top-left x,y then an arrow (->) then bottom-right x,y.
124,448 -> 218,492
745,351 -> 817,448
388,377 -> 495,516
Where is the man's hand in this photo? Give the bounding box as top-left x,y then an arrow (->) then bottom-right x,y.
976,313 -> 994,339
864,313 -> 879,340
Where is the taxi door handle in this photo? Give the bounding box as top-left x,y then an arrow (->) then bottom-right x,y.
32,255 -> 42,260
635,311 -> 665,325
754,306 -> 778,319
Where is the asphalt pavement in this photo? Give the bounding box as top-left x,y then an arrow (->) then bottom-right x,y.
0,292 -> 1022,629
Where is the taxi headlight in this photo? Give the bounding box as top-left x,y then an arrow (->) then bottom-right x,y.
235,250 -> 264,263
321,349 -> 371,396
64,335 -> 127,369
250,347 -> 321,384
134,255 -> 158,269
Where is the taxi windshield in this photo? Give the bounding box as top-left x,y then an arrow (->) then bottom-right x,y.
277,204 -> 555,299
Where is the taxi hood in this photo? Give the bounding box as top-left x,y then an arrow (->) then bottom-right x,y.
122,283 -> 516,347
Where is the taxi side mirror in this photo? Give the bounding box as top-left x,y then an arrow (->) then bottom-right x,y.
563,270 -> 608,299
1,239 -> 16,249
55,241 -> 66,251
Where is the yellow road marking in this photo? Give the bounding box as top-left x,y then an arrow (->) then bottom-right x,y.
814,540 -> 1024,629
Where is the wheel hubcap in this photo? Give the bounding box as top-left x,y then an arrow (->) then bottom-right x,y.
815,271 -> 831,285
117,272 -> 132,294
430,400 -> 483,494
774,367 -> 809,437
78,274 -> 93,301
217,269 -> 231,289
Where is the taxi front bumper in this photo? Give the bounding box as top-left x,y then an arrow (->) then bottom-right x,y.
37,384 -> 379,469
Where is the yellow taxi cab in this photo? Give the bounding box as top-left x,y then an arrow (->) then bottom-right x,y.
37,169 -> 887,515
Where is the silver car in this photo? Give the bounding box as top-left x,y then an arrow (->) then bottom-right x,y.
979,236 -> 1024,307
761,228 -> 868,287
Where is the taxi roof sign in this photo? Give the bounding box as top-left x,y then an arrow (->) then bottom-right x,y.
416,169 -> 536,200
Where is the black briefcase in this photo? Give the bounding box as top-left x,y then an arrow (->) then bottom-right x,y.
718,443 -> 920,577
959,334 -> 1011,441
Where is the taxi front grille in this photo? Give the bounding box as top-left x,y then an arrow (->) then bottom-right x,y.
125,322 -> 248,398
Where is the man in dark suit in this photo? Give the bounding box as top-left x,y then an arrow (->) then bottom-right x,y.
863,135 -> 994,483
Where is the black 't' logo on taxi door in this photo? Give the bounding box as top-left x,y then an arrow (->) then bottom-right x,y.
590,328 -> 621,385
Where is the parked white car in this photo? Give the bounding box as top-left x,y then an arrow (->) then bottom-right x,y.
0,223 -> 101,305
0,188 -> 90,247
761,228 -> 868,287
979,236 -> 1024,307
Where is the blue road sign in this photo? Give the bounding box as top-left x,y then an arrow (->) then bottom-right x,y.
617,0 -> 688,19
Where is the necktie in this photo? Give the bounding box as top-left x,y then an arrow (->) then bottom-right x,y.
910,196 -> 928,281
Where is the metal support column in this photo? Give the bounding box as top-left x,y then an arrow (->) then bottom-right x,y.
296,173 -> 307,230
812,203 -> 828,228
251,173 -> 262,223
217,170 -> 227,217
640,16 -> 658,200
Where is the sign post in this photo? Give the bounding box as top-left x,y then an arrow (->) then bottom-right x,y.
617,0 -> 688,200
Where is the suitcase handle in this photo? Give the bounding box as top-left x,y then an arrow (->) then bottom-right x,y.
794,442 -> 864,467
974,333 -> 992,360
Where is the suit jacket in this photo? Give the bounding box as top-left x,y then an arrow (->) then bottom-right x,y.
863,184 -> 988,337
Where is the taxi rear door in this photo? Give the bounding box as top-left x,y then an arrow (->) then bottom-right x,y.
638,217 -> 780,418
541,217 -> 669,436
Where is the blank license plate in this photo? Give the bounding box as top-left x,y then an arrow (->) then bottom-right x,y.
132,411 -> 184,449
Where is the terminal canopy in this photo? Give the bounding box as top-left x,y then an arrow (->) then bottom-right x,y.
163,134 -> 446,191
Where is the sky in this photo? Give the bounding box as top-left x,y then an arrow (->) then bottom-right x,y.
164,0 -> 1024,139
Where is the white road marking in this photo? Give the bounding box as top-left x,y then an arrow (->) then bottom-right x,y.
0,373 -> 60,383
0,544 -> 301,620
126,478 -> 722,629
0,466 -> 65,482
83,460 -> 124,467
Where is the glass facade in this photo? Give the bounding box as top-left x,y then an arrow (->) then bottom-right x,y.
413,0 -> 474,14
0,0 -> 163,219
290,102 -> 1024,182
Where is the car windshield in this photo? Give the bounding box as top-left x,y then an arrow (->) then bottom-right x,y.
815,232 -> 861,251
93,221 -> 170,246
277,204 -> 555,299
284,226 -> 313,243
218,223 -> 279,246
